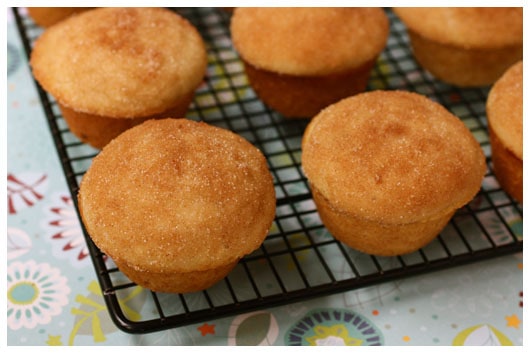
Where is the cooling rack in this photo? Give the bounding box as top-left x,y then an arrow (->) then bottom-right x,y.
13,7 -> 523,334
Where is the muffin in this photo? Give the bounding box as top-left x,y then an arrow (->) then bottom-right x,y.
301,91 -> 486,256
30,7 -> 207,149
78,118 -> 276,293
486,61 -> 523,203
230,7 -> 389,118
27,7 -> 93,28
393,7 -> 523,87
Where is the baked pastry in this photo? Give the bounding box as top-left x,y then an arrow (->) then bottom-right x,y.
27,7 -> 93,28
30,7 -> 207,149
393,7 -> 523,87
301,91 -> 486,256
486,61 -> 523,203
230,7 -> 389,118
78,119 -> 276,293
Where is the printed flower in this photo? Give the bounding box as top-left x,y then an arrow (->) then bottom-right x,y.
306,324 -> 363,346
7,172 -> 48,214
7,260 -> 70,330
42,193 -> 89,268
285,308 -> 383,346
453,324 -> 513,346
69,280 -> 146,345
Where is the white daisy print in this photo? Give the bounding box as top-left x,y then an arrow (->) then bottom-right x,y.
7,260 -> 70,330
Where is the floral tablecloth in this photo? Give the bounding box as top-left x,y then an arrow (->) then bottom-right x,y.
6,7 -> 524,347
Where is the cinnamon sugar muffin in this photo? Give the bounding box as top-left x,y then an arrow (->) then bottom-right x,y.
393,7 -> 523,87
78,119 -> 276,293
301,91 -> 486,256
230,7 -> 389,118
27,7 -> 93,28
30,7 -> 207,149
486,61 -> 523,203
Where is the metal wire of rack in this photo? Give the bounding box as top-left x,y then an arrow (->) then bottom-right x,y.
13,7 -> 523,334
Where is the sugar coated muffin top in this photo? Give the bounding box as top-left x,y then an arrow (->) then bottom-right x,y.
78,119 -> 276,273
393,7 -> 523,49
27,7 -> 94,27
31,7 -> 207,118
302,90 -> 486,224
231,7 -> 389,76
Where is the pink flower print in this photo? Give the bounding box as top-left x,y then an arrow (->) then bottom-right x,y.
43,193 -> 89,268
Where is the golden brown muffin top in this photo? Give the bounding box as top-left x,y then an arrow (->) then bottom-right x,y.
486,61 -> 523,159
27,7 -> 94,28
393,7 -> 522,49
230,7 -> 389,76
78,119 -> 276,273
30,8 -> 207,118
302,91 -> 486,224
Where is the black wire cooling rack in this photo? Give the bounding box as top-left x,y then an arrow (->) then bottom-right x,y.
14,7 -> 523,334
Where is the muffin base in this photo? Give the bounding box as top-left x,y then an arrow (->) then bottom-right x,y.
59,92 -> 195,149
490,127 -> 523,204
408,30 -> 522,87
116,259 -> 239,293
312,187 -> 455,256
243,60 -> 375,118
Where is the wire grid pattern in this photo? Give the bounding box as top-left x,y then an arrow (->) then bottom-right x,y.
14,7 -> 522,334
